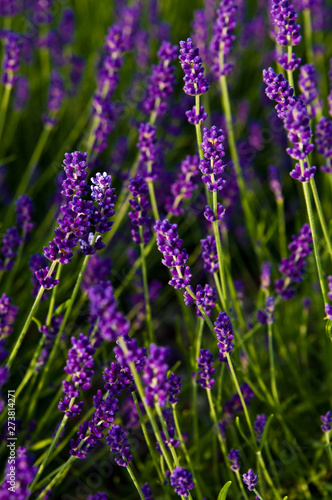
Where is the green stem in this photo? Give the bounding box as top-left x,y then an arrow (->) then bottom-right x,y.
277,199 -> 287,259
300,168 -> 328,304
7,261 -> 57,368
30,412 -> 69,492
286,44 -> 295,89
253,488 -> 265,500
34,456 -> 75,500
132,393 -> 164,484
226,353 -> 256,443
267,322 -> 280,406
194,94 -> 204,160
147,180 -> 160,221
127,465 -> 146,500
303,8 -> 314,64
213,193 -> 228,310
31,254 -> 90,413
14,336 -> 44,400
257,451 -> 282,500
309,177 -> 332,262
325,432 -> 332,468
46,265 -> 62,326
193,318 -> 204,460
219,74 -> 255,241
0,84 -> 12,147
235,470 -> 249,500
206,388 -> 228,460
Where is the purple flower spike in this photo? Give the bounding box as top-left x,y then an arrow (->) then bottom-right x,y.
137,123 -> 159,183
1,226 -> 22,270
290,161 -> 316,182
142,344 -> 170,407
284,100 -> 315,161
35,267 -> 59,290
16,194 -> 35,236
0,447 -> 37,500
1,30 -> 21,87
204,203 -> 225,222
128,174 -> 152,244
316,117 -> 332,173
257,296 -> 275,325
268,165 -> 283,202
0,293 -> 18,338
197,349 -> 215,389
271,0 -> 302,47
321,411 -> 332,433
298,64 -> 321,118
214,312 -> 234,361
228,449 -> 241,471
43,71 -> 66,127
179,37 -> 209,96
260,261 -> 272,291
154,219 -> 192,289
141,483 -> 154,500
200,126 -> 227,193
143,40 -> 178,118
243,468 -> 258,491
263,67 -> 297,120
168,373 -> 181,404
0,0 -> 22,17
254,414 -> 267,442
277,52 -> 301,72
165,155 -> 200,216
106,424 -> 133,467
201,235 -> 218,273
170,467 -> 195,497
210,0 -> 237,77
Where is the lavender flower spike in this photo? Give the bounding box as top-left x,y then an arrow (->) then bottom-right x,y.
243,468 -> 258,491
170,466 -> 195,497
106,424 -> 133,467
210,0 -> 237,77
197,349 -> 215,389
154,219 -> 192,289
214,312 -> 234,361
321,411 -> 332,433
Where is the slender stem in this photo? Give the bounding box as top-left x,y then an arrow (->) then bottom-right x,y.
0,84 -> 12,147
219,74 -> 255,240
34,456 -> 75,500
139,236 -> 154,344
193,318 -> 204,460
257,451 -> 282,500
30,412 -> 69,492
46,265 -> 62,325
235,470 -> 249,500
32,254 -> 90,412
300,170 -> 328,304
206,388 -> 228,459
127,465 -> 146,500
267,322 -> 280,406
226,353 -> 256,443
253,488 -> 265,500
309,177 -> 332,262
303,8 -> 314,64
325,432 -> 332,468
14,337 -> 44,400
147,181 -> 160,221
194,94 -> 204,160
7,261 -> 57,368
117,337 -> 173,471
213,195 -> 227,310
132,393 -> 164,484
277,199 -> 287,259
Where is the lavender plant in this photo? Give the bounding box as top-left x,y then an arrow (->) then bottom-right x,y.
0,1 -> 332,499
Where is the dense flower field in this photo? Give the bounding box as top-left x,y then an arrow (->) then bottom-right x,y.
0,0 -> 332,499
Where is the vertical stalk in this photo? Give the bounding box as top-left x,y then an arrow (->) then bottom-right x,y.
213,191 -> 228,310
267,322 -> 280,406
7,261 -> 57,368
309,177 -> 332,262
193,317 -> 204,460
127,465 -> 146,500
139,235 -> 154,344
325,432 -> 332,468
303,8 -> 314,65
0,85 -> 12,147
277,198 -> 287,259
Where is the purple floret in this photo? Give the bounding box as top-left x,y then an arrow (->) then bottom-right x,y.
170,467 -> 195,497
197,349 -> 215,389
214,312 -> 234,361
243,468 -> 258,491
142,344 -> 170,407
106,424 -> 133,467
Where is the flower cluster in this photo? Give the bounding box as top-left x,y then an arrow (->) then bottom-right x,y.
142,344 -> 170,407
214,312 -> 234,361
324,276 -> 332,320
137,123 -> 159,183
210,0 -> 237,77
106,424 -> 133,467
168,373 -> 181,405
321,411 -> 332,433
263,67 -> 297,119
0,29 -> 21,87
184,283 -> 216,317
201,235 -> 218,273
141,483 -> 154,500
15,194 -> 35,238
0,447 -> 37,499
200,126 -> 227,195
275,224 -> 312,299
196,349 -> 215,389
58,334 -> 95,417
243,468 -> 258,491
284,100 -> 315,162
88,281 -> 130,345
39,152 -> 116,288
268,166 -> 283,203
143,40 -> 178,118
257,296 -> 275,325
154,219 -> 192,289
165,155 -> 200,216
260,261 -> 272,291
270,0 -> 302,47
228,449 -> 241,471
254,414 -> 267,443
1,226 -> 22,271
0,293 -> 17,391
43,71 -> 66,127
179,37 -> 209,125
170,467 -> 195,498
128,174 -> 152,244
70,390 -> 119,459
298,64 -> 321,118
315,117 -> 332,173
